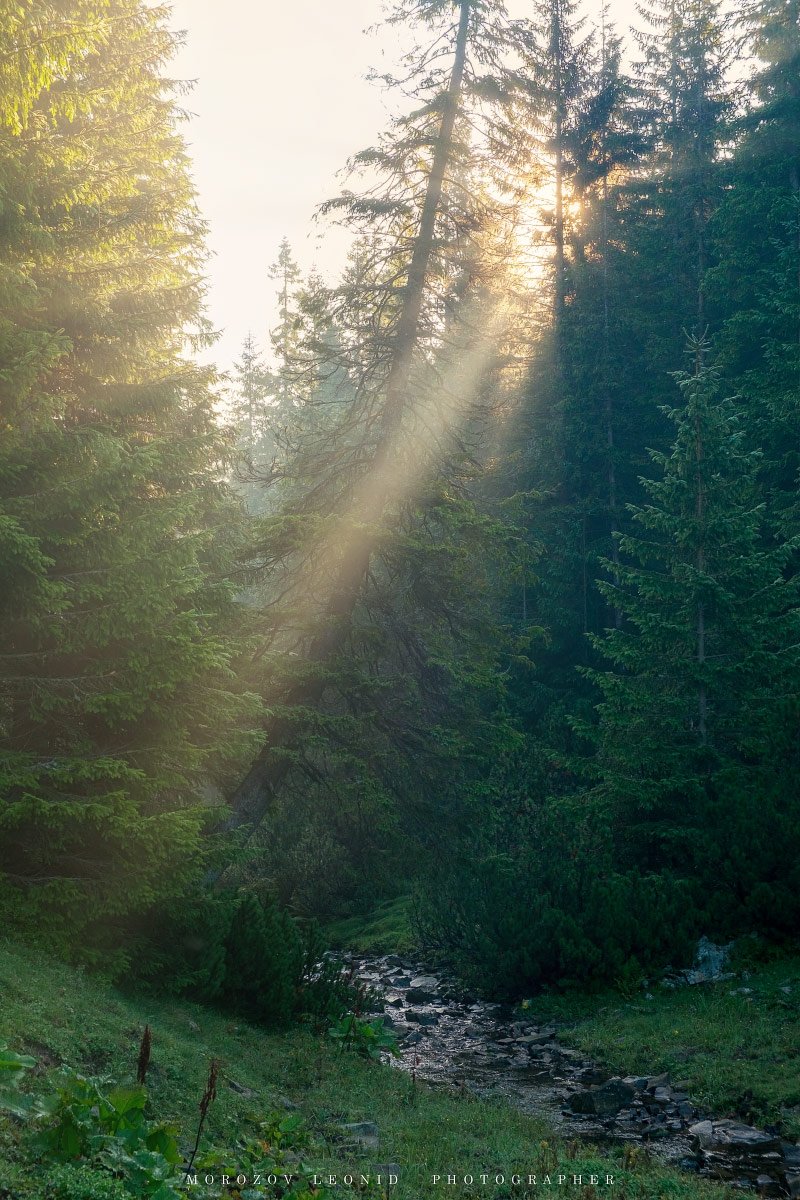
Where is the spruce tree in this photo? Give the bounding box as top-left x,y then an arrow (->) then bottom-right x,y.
226,0 -> 533,848
584,355 -> 800,925
709,0 -> 800,530
0,0 -> 256,963
229,333 -> 275,513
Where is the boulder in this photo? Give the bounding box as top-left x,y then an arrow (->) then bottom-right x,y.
405,1010 -> 439,1026
406,986 -> 438,1004
568,1078 -> 636,1116
690,1119 -> 782,1156
409,974 -> 439,990
681,936 -> 734,985
645,1072 -> 670,1091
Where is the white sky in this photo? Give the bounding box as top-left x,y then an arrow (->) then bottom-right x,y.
167,0 -> 637,374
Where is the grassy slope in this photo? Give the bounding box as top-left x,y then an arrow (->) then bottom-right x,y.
524,956 -> 800,1140
0,939 -> 736,1200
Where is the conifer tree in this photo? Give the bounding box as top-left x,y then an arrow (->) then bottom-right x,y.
226,0 -> 533,846
229,333 -> 275,513
0,0 -> 255,961
268,238 -> 302,411
709,0 -> 800,529
584,355 -> 800,920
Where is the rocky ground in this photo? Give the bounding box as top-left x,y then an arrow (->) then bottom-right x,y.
347,953 -> 800,1198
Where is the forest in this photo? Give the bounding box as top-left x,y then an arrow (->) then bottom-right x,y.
0,0 -> 799,1197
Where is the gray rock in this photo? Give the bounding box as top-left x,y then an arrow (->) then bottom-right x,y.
645,1072 -> 671,1090
406,987 -> 438,1004
692,1119 -> 782,1156
577,1066 -> 607,1084
680,936 -> 734,985
405,1010 -> 439,1026
340,1121 -> 379,1151
228,1079 -> 255,1098
689,1120 -> 715,1148
568,1078 -> 636,1116
409,975 -> 439,991
518,1031 -> 551,1046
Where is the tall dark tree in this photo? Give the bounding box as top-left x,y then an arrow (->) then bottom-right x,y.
582,357 -> 800,926
0,0 -> 256,962
226,0 -> 533,845
709,0 -> 800,528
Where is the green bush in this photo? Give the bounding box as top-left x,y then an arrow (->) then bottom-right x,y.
128,888 -> 363,1030
416,807 -> 695,997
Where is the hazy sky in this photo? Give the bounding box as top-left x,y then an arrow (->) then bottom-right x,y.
167,0 -> 637,373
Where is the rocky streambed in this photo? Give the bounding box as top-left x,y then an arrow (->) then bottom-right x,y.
344,953 -> 800,1198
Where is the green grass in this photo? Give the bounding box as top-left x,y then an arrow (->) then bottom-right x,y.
324,895 -> 415,955
522,955 -> 800,1140
0,939 -> 739,1199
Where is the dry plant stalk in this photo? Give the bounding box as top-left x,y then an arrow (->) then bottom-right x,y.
185,1058 -> 219,1175
136,1025 -> 152,1086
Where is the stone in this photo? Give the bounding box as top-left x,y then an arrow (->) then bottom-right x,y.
409,974 -> 439,991
577,1066 -> 607,1084
691,1119 -> 782,1156
405,1010 -> 438,1026
228,1079 -> 255,1097
340,1121 -> 379,1151
645,1072 -> 671,1090
680,935 -> 734,985
568,1078 -> 636,1116
689,1120 -> 715,1148
406,986 -> 438,1004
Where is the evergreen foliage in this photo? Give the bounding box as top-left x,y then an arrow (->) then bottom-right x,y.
0,0 -> 257,964
2,0 -> 799,1000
